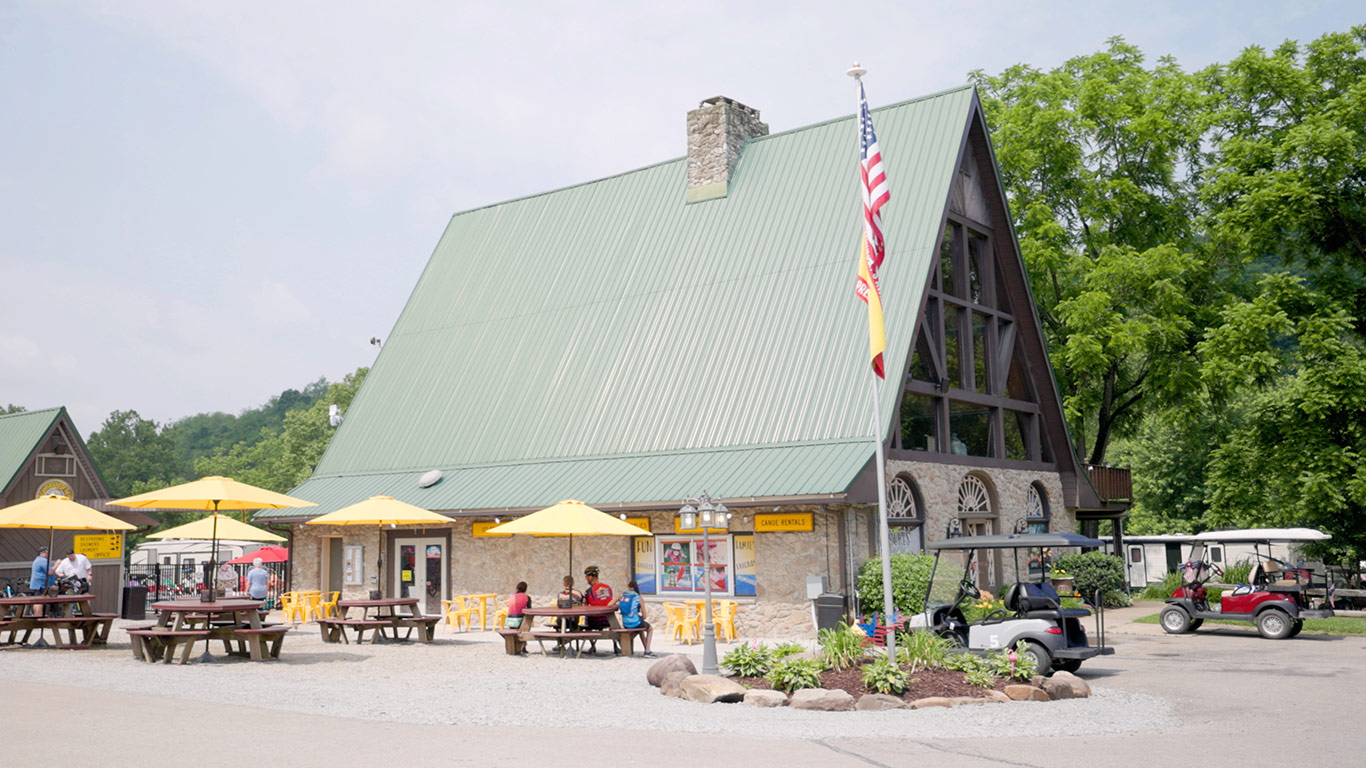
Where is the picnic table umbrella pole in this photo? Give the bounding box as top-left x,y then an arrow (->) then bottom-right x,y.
305,496 -> 453,606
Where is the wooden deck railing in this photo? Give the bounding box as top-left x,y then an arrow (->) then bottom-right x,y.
1086,464 -> 1132,502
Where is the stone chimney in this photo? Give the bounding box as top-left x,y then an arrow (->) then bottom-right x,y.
686,96 -> 768,202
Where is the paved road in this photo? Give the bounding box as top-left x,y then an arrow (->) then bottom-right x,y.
7,605 -> 1364,767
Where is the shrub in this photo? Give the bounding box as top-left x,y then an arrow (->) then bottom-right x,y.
767,658 -> 824,692
861,656 -> 910,694
964,666 -> 996,689
771,641 -> 804,659
856,553 -> 937,616
1055,551 -> 1125,603
963,596 -> 1006,623
722,642 -> 774,677
987,649 -> 1036,681
944,651 -> 987,674
1103,588 -> 1133,608
818,622 -> 865,670
1138,570 -> 1183,600
1223,559 -> 1254,584
897,630 -> 955,672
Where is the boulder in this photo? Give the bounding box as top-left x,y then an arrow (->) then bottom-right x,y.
744,689 -> 788,708
910,696 -> 951,709
647,655 -> 698,687
660,670 -> 691,698
1029,674 -> 1048,689
982,689 -> 1011,703
947,696 -> 990,706
855,693 -> 907,711
680,674 -> 747,704
789,688 -> 855,711
1046,671 -> 1092,698
1004,684 -> 1050,702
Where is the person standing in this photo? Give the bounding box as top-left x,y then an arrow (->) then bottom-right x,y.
28,547 -> 51,615
619,580 -> 655,657
246,558 -> 271,600
53,550 -> 92,586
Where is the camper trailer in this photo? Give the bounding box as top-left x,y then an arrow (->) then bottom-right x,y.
1102,535 -> 1317,590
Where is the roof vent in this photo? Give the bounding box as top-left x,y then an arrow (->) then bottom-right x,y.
418,470 -> 443,488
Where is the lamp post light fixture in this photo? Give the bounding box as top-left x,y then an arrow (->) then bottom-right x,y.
680,491 -> 728,675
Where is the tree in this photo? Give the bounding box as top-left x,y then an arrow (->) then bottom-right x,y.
2,404 -> 25,415
86,410 -> 183,498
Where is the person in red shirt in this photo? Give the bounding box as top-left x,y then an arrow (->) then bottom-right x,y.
505,581 -> 531,629
583,565 -> 614,629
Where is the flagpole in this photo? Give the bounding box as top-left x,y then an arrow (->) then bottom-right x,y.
848,62 -> 897,658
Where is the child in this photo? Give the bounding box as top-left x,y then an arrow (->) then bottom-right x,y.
506,581 -> 530,629
618,580 -> 655,657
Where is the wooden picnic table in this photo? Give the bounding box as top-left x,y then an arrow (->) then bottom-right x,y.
503,605 -> 645,658
133,598 -> 288,664
317,597 -> 439,644
0,594 -> 112,649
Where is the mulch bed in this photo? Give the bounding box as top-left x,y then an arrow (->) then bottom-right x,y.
735,662 -> 1007,702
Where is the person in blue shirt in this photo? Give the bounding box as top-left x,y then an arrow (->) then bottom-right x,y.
29,546 -> 52,615
618,580 -> 655,657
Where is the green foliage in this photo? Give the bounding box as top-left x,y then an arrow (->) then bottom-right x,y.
963,596 -> 1006,623
1138,570 -> 1184,600
1055,551 -> 1126,603
964,667 -> 997,689
860,657 -> 910,695
2,404 -> 25,414
857,554 -> 936,616
818,622 -> 865,671
1103,588 -> 1133,608
721,643 -> 774,677
944,652 -> 985,674
896,630 -> 955,672
988,649 -> 1037,682
1223,559 -> 1255,585
87,410 -> 184,499
771,641 -> 804,659
766,658 -> 823,692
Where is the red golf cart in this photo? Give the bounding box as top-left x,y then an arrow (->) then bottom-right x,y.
1160,528 -> 1334,640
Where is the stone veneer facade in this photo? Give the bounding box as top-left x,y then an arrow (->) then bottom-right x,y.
287,464 -> 1074,637
685,96 -> 768,196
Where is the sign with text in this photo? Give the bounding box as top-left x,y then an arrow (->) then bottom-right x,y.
754,512 -> 813,532
624,517 -> 651,532
471,521 -> 511,537
733,534 -> 756,595
73,533 -> 121,560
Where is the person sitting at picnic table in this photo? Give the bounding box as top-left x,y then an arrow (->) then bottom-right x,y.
246,558 -> 270,600
582,565 -> 614,629
619,580 -> 656,657
506,581 -> 531,630
556,575 -> 583,631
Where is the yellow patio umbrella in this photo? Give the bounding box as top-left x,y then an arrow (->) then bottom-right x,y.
146,513 -> 286,542
110,476 -> 314,592
486,500 -> 644,576
306,496 -> 452,598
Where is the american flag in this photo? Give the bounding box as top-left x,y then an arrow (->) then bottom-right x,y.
854,81 -> 889,378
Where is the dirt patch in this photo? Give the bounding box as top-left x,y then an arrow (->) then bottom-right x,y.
734,667 -> 1006,702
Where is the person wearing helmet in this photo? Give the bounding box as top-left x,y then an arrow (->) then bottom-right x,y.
583,565 -> 614,629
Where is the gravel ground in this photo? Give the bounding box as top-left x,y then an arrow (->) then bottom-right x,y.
0,619 -> 1172,740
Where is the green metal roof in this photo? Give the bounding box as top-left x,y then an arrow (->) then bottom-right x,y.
0,407 -> 63,497
281,86 -> 977,518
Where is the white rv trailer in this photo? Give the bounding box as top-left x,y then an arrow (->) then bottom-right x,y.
1101,534 -> 1319,590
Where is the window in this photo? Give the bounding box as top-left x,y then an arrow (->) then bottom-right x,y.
939,224 -> 956,295
1004,410 -> 1029,461
956,475 -> 992,517
1026,483 -> 1049,534
949,402 -> 990,456
36,454 -> 76,477
899,393 -> 935,451
888,474 -> 924,521
655,535 -> 734,596
1130,547 -> 1143,564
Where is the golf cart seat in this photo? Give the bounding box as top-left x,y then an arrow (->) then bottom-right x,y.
1004,582 -> 1091,619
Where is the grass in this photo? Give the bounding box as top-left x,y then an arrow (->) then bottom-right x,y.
1135,612 -> 1366,636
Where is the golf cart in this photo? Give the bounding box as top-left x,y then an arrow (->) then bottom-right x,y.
907,532 -> 1115,676
1160,528 -> 1335,640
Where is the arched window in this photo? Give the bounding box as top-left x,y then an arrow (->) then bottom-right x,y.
956,474 -> 991,518
956,474 -> 997,587
887,474 -> 924,555
1026,482 -> 1049,534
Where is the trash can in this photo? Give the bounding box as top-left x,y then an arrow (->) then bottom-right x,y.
121,585 -> 148,620
814,592 -> 845,630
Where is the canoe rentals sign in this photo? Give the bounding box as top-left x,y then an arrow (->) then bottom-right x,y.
754,512 -> 813,532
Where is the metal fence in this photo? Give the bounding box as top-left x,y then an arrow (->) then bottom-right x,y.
125,561 -> 289,609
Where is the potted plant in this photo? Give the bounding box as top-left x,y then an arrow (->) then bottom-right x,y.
1050,567 -> 1075,595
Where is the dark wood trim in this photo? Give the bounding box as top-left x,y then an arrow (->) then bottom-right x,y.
927,289 -> 1017,322
903,381 -> 1039,413
886,448 -> 1057,473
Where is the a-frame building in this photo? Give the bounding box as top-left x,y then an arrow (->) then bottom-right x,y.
263,86 -> 1115,635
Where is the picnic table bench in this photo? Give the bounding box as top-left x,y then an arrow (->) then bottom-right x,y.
325,598 -> 438,644
505,606 -> 648,657
143,599 -> 283,664
0,595 -> 106,649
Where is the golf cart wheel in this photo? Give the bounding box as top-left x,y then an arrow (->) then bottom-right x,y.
1189,618 -> 1204,630
1256,609 -> 1293,640
1160,606 -> 1193,634
1287,619 -> 1304,638
1053,658 -> 1082,673
1018,641 -> 1051,676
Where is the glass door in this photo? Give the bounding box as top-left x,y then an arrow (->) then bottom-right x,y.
393,537 -> 446,615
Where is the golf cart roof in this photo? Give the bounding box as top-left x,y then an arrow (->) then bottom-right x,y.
927,532 -> 1104,550
1192,528 -> 1331,543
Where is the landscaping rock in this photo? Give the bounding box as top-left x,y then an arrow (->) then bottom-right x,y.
855,693 -> 906,711
1047,671 -> 1092,698
744,689 -> 788,708
647,655 -> 697,687
1030,674 -> 1048,688
680,674 -> 747,704
948,696 -> 990,706
910,697 -> 951,709
1004,684 -> 1050,702
982,689 -> 1011,703
660,670 -> 691,698
789,688 -> 855,711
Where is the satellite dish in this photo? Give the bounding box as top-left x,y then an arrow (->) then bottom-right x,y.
418,470 -> 443,488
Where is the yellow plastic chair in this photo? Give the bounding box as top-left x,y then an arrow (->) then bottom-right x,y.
442,596 -> 478,632
320,591 -> 340,618
662,602 -> 698,645
713,600 -> 738,643
493,603 -> 509,629
279,592 -> 306,624
300,591 -> 323,624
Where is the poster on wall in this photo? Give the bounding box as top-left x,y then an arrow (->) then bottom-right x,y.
660,539 -> 693,591
690,539 -> 728,592
633,537 -> 656,594
733,535 -> 756,595
343,545 -> 363,586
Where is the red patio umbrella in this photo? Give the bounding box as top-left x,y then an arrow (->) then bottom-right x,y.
225,545 -> 289,565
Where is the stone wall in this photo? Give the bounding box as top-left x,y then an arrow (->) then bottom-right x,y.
686,96 -> 768,193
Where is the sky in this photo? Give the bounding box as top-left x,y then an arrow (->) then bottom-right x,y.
1,1 -> 1360,432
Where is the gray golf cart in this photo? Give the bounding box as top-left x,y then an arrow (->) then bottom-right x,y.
906,532 -> 1115,675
